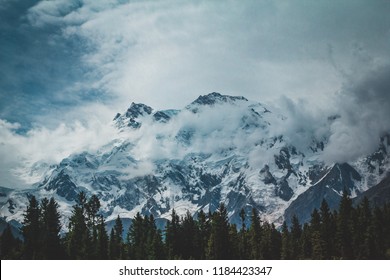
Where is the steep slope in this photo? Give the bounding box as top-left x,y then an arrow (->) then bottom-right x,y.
284,163 -> 361,224
1,93 -> 389,230
0,217 -> 23,240
353,173 -> 390,207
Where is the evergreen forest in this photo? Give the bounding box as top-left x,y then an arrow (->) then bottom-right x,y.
1,192 -> 390,260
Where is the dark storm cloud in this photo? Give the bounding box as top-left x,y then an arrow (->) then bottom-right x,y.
323,63 -> 390,163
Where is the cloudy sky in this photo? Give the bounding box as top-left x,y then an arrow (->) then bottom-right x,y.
1,0 -> 390,187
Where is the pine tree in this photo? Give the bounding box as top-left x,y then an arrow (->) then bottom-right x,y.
96,215 -> 108,259
311,230 -> 325,259
336,191 -> 354,259
40,198 -> 63,259
260,221 -> 272,259
86,194 -> 101,258
300,223 -> 312,259
207,203 -> 231,259
309,208 -> 324,259
22,195 -> 41,259
319,199 -> 333,258
86,195 -> 101,227
290,215 -> 302,259
248,208 -> 262,259
269,223 -> 282,260
165,209 -> 181,259
127,213 -> 165,260
281,221 -> 291,259
1,224 -> 21,259
238,208 -> 249,259
66,192 -> 90,259
196,210 -> 210,259
371,206 -> 385,258
181,211 -> 199,259
353,197 -> 373,259
145,215 -> 165,259
382,204 -> 390,258
109,215 -> 124,259
76,191 -> 88,212
109,228 -> 117,259
228,223 -> 239,259
127,212 -> 145,259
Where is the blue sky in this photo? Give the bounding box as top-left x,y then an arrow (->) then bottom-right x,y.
1,0 -> 390,187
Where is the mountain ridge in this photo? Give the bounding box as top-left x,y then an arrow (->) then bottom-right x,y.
1,92 -> 389,230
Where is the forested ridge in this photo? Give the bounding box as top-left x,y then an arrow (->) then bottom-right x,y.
1,192 -> 390,260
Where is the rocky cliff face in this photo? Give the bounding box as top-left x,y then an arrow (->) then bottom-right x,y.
1,93 -> 389,230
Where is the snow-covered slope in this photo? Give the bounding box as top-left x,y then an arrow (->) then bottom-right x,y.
1,92 -> 389,229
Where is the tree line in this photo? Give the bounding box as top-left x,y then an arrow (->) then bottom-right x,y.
1,192 -> 390,259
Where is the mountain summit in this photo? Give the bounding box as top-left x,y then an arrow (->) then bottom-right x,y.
1,93 -> 389,230
190,92 -> 248,106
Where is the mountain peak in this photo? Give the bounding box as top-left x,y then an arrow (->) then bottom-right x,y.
2,92 -> 390,233
114,102 -> 153,129
125,102 -> 153,119
190,92 -> 248,106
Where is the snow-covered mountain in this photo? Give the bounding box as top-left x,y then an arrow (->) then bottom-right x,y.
1,92 -> 390,230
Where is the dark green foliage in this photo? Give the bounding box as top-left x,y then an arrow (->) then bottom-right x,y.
127,212 -> 146,259
300,223 -> 312,259
145,215 -> 165,259
165,209 -> 181,259
336,191 -> 354,259
180,211 -> 200,259
319,199 -> 333,259
238,208 -> 249,259
309,209 -> 324,259
109,215 -> 124,259
248,208 -> 262,259
96,215 -> 109,259
5,193 -> 390,260
65,192 -> 107,259
228,223 -> 239,259
0,224 -> 22,259
290,215 -> 302,259
67,204 -> 89,258
207,203 -> 231,259
22,196 -> 41,259
127,212 -> 165,259
281,221 -> 291,259
260,221 -> 277,259
86,195 -> 101,226
20,195 -> 64,259
196,209 -> 210,259
40,198 -> 64,259
276,194 -> 390,259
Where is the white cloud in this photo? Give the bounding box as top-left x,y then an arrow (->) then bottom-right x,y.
1,0 -> 390,188
24,0 -> 367,111
0,117 -> 118,188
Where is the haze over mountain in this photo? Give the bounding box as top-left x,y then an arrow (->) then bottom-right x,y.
1,93 -> 389,230
1,1 -> 390,232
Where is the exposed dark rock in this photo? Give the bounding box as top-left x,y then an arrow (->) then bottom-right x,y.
190,92 -> 248,107
125,102 -> 153,119
260,165 -> 277,185
0,217 -> 23,240
354,173 -> 390,208
284,163 -> 361,225
275,179 -> 294,201
153,111 -> 171,122
43,170 -> 79,201
274,147 -> 291,170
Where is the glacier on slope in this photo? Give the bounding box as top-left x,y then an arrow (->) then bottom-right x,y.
1,92 -> 389,230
